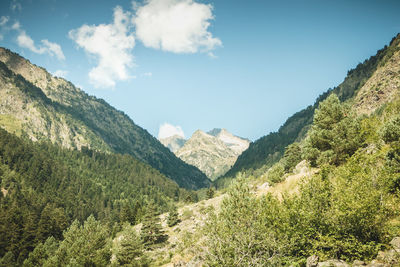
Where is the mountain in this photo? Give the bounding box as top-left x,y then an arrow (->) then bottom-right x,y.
0,47 -> 210,189
175,129 -> 249,180
222,34 -> 400,182
207,128 -> 250,154
159,135 -> 186,152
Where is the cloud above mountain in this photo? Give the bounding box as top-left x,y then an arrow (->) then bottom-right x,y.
69,6 -> 135,88
0,17 -> 65,60
69,0 -> 221,88
133,0 -> 222,53
14,23 -> 65,60
158,123 -> 185,139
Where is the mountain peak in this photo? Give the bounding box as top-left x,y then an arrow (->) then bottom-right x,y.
173,128 -> 250,180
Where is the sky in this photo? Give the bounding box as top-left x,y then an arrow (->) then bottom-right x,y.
0,0 -> 400,141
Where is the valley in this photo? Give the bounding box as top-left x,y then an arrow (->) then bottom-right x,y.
0,3 -> 400,266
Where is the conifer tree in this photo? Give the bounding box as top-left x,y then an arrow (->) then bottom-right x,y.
167,205 -> 180,227
206,187 -> 215,199
140,202 -> 166,248
115,224 -> 145,266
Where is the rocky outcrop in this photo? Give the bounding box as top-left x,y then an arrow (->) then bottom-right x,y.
175,129 -> 249,180
354,37 -> 400,115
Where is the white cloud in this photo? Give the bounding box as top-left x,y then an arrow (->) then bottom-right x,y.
53,70 -> 68,78
11,21 -> 20,30
13,22 -> 65,61
158,123 -> 185,139
69,6 -> 135,88
134,0 -> 222,54
41,39 -> 65,60
0,16 -> 9,27
16,31 -> 43,53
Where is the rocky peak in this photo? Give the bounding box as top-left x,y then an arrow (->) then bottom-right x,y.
174,128 -> 250,180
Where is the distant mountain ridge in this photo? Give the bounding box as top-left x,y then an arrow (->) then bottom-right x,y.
161,128 -> 249,180
0,47 -> 210,189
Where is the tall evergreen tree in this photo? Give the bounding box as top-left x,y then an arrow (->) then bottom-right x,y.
140,202 -> 167,248
115,224 -> 146,266
167,205 -> 180,227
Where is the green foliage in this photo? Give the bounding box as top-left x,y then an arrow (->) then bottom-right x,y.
140,202 -> 167,248
167,205 -> 180,227
205,179 -> 287,266
23,237 -> 58,267
45,215 -> 111,266
267,162 -> 285,184
206,186 -> 215,199
381,116 -> 400,143
306,94 -> 364,166
114,224 -> 147,266
0,128 -> 186,262
0,251 -> 16,267
206,148 -> 396,264
282,143 -> 302,172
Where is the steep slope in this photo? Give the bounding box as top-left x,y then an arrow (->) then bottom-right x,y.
0,127 -> 196,264
0,47 -> 210,189
159,135 -> 186,152
354,36 -> 400,114
176,129 -> 249,180
223,33 -> 400,180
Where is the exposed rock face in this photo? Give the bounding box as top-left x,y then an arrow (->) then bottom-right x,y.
0,47 -> 210,189
207,128 -> 250,154
159,135 -> 186,152
390,237 -> 400,252
175,129 -> 250,180
306,255 -> 319,267
354,37 -> 400,115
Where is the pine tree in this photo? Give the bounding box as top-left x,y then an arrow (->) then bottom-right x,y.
206,187 -> 215,199
306,94 -> 364,166
140,202 -> 166,248
45,215 -> 111,266
115,224 -> 145,266
167,205 -> 180,227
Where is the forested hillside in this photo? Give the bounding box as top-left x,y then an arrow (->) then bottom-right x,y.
0,128 -> 197,265
203,91 -> 400,266
0,48 -> 210,190
222,34 -> 400,184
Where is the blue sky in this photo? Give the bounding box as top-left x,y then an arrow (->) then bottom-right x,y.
0,0 -> 400,141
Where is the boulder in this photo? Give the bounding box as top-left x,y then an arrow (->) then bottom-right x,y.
367,259 -> 388,267
390,237 -> 400,252
306,255 -> 319,267
353,259 -> 366,266
317,259 -> 349,267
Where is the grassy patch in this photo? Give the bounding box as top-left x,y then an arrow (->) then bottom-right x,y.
0,114 -> 22,136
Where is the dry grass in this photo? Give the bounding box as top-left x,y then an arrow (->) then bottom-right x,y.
0,114 -> 22,136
